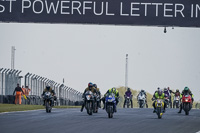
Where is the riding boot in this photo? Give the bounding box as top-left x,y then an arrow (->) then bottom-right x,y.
43,100 -> 45,106
80,104 -> 84,112
178,104 -> 182,113
153,102 -> 156,113
123,101 -> 126,108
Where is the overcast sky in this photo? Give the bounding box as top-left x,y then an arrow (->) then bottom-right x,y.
0,23 -> 200,101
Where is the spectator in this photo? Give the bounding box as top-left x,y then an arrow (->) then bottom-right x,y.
13,84 -> 24,105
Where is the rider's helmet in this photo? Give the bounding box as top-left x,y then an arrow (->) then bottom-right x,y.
157,87 -> 160,91
93,84 -> 97,88
46,85 -> 50,91
111,87 -> 116,94
141,89 -> 144,92
184,87 -> 189,92
164,88 -> 168,92
127,88 -> 130,91
88,82 -> 93,87
176,89 -> 179,92
158,89 -> 163,96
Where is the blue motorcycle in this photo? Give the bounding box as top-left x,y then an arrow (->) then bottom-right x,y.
105,93 -> 116,118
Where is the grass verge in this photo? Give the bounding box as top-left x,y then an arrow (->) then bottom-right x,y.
0,104 -> 81,113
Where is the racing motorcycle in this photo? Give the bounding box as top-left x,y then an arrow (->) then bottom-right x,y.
173,95 -> 180,108
182,93 -> 192,115
164,94 -> 170,108
124,95 -> 132,108
138,93 -> 146,108
85,91 -> 94,115
43,92 -> 53,113
93,93 -> 100,113
105,93 -> 116,118
155,99 -> 165,119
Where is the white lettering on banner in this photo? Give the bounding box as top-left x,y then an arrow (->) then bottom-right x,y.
32,0 -> 43,14
22,0 -> 31,13
0,4 -> 5,13
45,0 -> 59,14
141,3 -> 151,16
131,2 -> 140,16
60,1 -> 70,14
175,4 -> 184,17
17,0 -> 200,18
164,3 -> 173,17
7,0 -> 16,13
93,2 -> 103,16
152,3 -> 162,17
71,1 -> 81,15
83,1 -> 92,15
196,4 -> 200,18
191,4 -> 193,18
120,2 -> 129,16
106,2 -> 114,15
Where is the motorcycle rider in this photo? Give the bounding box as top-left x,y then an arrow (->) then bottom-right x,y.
137,89 -> 148,108
42,85 -> 56,106
173,89 -> 180,97
152,89 -> 166,113
123,88 -> 133,108
93,84 -> 101,108
163,88 -> 172,108
102,87 -> 119,112
80,82 -> 96,112
178,87 -> 194,113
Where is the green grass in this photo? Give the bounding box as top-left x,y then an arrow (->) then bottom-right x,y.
0,104 -> 81,113
0,104 -> 44,113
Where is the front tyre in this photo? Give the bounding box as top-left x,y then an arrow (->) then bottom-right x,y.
185,103 -> 189,115
46,101 -> 49,113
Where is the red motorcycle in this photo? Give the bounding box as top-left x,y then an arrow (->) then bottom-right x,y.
182,94 -> 192,115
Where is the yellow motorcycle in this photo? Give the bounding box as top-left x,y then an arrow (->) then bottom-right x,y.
155,99 -> 164,119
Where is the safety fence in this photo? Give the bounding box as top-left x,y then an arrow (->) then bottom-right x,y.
0,68 -> 83,106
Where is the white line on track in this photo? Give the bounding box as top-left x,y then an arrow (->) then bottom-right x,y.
0,109 -> 45,114
196,131 -> 200,133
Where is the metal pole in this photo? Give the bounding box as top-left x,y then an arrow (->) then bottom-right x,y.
0,68 -> 3,95
125,54 -> 128,90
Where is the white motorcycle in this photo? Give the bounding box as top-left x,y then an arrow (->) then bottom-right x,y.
173,95 -> 180,108
138,93 -> 146,108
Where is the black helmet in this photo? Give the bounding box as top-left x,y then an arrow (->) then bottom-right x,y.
141,89 -> 144,92
93,84 -> 97,88
46,85 -> 50,91
127,88 -> 130,91
176,89 -> 179,92
158,89 -> 163,96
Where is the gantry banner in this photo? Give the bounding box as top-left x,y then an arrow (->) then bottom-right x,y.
0,0 -> 200,27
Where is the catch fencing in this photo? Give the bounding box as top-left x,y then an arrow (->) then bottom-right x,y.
0,68 -> 83,106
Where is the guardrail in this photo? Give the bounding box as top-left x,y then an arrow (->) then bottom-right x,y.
0,68 -> 83,106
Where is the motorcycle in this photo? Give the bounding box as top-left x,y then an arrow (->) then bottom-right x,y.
85,91 -> 94,115
155,99 -> 165,119
138,93 -> 146,108
182,94 -> 192,115
173,95 -> 180,108
105,93 -> 116,118
164,94 -> 170,108
124,95 -> 132,108
93,93 -> 99,113
43,92 -> 53,113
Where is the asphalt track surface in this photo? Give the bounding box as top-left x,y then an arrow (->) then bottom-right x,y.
0,108 -> 200,133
